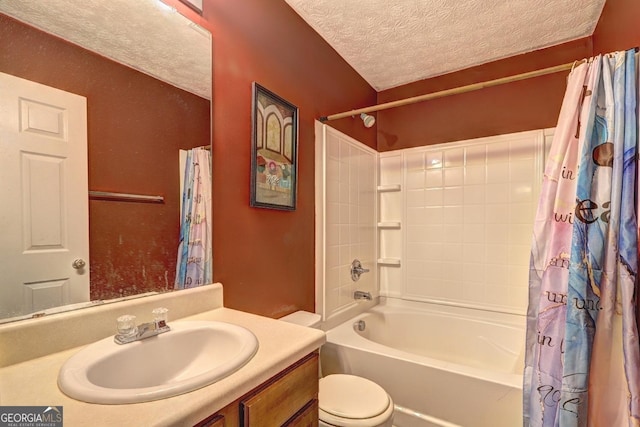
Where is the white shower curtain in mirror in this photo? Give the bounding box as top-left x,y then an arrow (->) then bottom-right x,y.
524,50 -> 640,427
175,147 -> 212,289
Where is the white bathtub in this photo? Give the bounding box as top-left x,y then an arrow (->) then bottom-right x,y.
320,298 -> 525,427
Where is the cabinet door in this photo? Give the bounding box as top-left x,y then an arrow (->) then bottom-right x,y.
194,414 -> 225,427
284,399 -> 319,427
194,399 -> 240,427
241,353 -> 318,426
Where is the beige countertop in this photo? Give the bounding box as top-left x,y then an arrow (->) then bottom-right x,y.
0,306 -> 325,427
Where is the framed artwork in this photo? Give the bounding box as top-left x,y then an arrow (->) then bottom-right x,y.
250,82 -> 298,210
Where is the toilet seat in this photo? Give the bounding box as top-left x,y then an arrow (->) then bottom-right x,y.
319,374 -> 393,427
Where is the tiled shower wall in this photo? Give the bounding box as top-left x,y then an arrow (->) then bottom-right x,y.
379,130 -> 546,315
316,123 -> 377,322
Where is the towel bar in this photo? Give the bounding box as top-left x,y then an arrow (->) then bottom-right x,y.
89,191 -> 164,203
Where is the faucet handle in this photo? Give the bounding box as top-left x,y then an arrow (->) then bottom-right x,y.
116,315 -> 138,337
350,259 -> 370,281
152,307 -> 169,327
152,307 -> 168,321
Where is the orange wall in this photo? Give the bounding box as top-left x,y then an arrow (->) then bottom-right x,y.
376,38 -> 592,151
376,0 -> 640,152
0,15 -> 211,300
204,0 -> 377,317
592,0 -> 640,54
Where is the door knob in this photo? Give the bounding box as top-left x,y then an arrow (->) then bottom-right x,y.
72,259 -> 86,269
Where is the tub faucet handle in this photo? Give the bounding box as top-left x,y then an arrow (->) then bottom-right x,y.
350,259 -> 370,281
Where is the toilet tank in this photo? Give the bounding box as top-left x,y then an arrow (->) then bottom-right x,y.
279,311 -> 321,328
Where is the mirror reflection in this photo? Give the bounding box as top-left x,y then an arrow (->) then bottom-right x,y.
0,0 -> 212,322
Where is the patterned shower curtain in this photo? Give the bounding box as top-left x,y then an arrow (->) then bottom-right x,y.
175,147 -> 212,289
524,50 -> 640,426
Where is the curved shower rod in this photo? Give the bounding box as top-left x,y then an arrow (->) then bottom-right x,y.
319,60 -> 586,123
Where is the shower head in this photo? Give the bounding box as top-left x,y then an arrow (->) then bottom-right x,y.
360,113 -> 375,128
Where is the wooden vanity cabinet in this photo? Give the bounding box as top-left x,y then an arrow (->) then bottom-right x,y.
195,352 -> 319,427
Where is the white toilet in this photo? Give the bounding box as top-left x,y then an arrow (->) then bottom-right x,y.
280,311 -> 394,427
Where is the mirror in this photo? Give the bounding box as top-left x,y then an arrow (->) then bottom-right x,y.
0,0 -> 212,322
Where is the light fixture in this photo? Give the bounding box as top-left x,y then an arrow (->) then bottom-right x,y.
360,113 -> 375,128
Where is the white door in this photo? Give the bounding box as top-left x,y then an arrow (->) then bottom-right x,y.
0,72 -> 89,319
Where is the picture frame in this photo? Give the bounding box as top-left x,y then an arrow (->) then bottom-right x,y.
250,82 -> 299,211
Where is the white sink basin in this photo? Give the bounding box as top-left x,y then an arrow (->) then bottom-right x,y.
58,320 -> 258,404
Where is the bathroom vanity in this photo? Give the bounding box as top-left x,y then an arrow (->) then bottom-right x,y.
0,284 -> 325,426
196,352 -> 319,426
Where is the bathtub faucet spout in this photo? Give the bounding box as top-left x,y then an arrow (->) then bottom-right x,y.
354,290 -> 372,301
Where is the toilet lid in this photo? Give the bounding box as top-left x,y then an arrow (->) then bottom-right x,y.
319,374 -> 390,419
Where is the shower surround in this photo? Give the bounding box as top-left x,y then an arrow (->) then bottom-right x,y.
315,122 -> 378,327
378,129 -> 548,315
316,123 -> 549,319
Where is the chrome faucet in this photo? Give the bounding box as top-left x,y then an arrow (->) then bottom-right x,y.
350,259 -> 370,282
114,308 -> 171,345
354,290 -> 372,301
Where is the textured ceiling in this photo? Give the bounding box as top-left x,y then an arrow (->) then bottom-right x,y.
285,0 -> 605,91
0,0 -> 212,99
